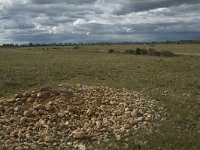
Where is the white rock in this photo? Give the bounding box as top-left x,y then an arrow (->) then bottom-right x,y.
67,142 -> 72,146
115,134 -> 121,141
123,143 -> 129,149
65,121 -> 69,126
96,120 -> 102,128
125,107 -> 130,112
136,117 -> 144,122
110,101 -> 115,105
30,144 -> 37,149
78,144 -> 87,150
58,112 -> 64,117
14,106 -> 19,111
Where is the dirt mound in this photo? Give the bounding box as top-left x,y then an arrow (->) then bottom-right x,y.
0,84 -> 163,149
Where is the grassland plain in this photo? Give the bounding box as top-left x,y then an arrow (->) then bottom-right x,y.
0,44 -> 200,149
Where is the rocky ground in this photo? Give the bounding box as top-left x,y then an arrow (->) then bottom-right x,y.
0,84 -> 164,149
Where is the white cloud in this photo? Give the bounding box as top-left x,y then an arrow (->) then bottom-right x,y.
73,19 -> 88,26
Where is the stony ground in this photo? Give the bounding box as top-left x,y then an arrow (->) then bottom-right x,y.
0,84 -> 164,150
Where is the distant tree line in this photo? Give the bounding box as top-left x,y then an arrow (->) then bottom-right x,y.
1,40 -> 200,47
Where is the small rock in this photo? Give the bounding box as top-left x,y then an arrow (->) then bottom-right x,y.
59,122 -> 67,130
20,117 -> 28,124
38,110 -> 48,115
26,134 -> 33,142
32,110 -> 39,117
45,102 -> 54,111
67,105 -> 76,113
129,119 -> 137,125
103,117 -> 108,125
15,93 -> 23,98
14,106 -> 19,111
42,91 -> 51,99
15,98 -> 21,101
110,101 -> 115,105
10,130 -> 18,137
37,93 -> 43,98
71,129 -> 86,139
59,143 -> 65,150
147,114 -> 151,118
23,146 -> 29,150
44,136 -> 53,142
96,120 -> 102,128
131,110 -> 137,118
31,93 -> 37,98
23,110 -> 32,117
136,117 -> 144,122
115,134 -> 121,141
17,131 -> 24,139
123,143 -> 129,149
125,107 -> 130,112
23,92 -> 30,98
86,108 -> 95,116
67,142 -> 72,146
30,144 -> 37,149
58,84 -> 63,87
78,144 -> 87,150
39,119 -> 45,125
58,112 -> 64,117
65,121 -> 69,126
26,97 -> 35,103
33,104 -> 43,110
107,142 -> 120,149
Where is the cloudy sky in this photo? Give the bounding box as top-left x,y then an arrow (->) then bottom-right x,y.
0,0 -> 200,44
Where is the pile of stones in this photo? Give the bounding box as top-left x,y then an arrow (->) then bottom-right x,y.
0,84 -> 163,149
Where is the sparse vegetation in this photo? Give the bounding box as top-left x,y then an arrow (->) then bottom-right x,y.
124,48 -> 176,57
0,44 -> 200,149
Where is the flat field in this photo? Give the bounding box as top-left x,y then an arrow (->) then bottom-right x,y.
0,44 -> 200,149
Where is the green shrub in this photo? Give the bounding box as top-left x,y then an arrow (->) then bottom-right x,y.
147,48 -> 161,56
108,49 -> 114,53
123,48 -> 175,57
135,48 -> 147,55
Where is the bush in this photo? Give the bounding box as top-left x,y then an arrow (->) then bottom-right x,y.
124,48 -> 176,57
73,46 -> 79,49
108,49 -> 114,53
147,48 -> 160,56
135,48 -> 147,55
147,49 -> 176,57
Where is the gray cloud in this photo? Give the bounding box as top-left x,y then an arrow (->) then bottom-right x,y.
30,0 -> 96,4
0,0 -> 200,44
1,18 -> 34,29
115,0 -> 200,15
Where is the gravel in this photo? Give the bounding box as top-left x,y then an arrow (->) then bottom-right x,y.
0,84 -> 163,149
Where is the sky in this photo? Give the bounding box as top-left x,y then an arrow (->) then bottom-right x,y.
0,0 -> 200,44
